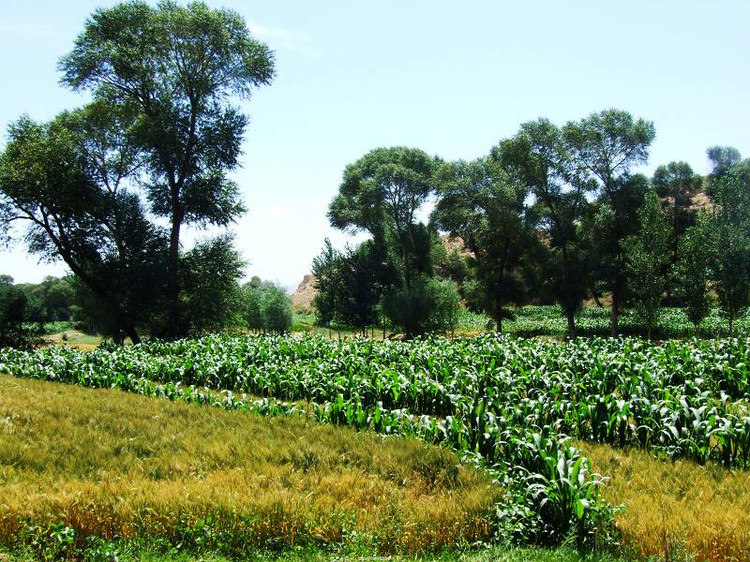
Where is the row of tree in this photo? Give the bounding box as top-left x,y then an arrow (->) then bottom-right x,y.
316,109 -> 750,338
0,1 -> 275,343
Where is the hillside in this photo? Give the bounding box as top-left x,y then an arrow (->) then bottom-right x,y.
291,273 -> 316,313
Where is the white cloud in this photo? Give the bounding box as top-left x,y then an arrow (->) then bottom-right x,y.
247,22 -> 320,58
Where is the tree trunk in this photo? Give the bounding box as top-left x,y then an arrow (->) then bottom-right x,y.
610,291 -> 620,338
566,309 -> 577,339
166,212 -> 182,337
126,325 -> 142,345
494,309 -> 503,333
402,246 -> 411,290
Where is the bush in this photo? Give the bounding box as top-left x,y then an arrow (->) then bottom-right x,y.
261,285 -> 293,333
0,277 -> 41,349
381,277 -> 461,337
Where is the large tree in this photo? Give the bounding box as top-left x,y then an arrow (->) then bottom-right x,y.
563,109 -> 655,336
328,146 -> 436,290
432,157 -> 536,331
0,111 -> 166,344
652,161 -> 702,299
498,118 -> 592,337
59,0 -> 274,336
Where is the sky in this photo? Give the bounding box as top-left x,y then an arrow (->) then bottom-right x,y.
1,0 -> 749,290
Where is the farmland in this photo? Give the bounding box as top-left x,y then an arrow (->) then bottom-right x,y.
2,333 -> 750,559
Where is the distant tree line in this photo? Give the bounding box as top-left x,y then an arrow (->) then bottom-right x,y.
317,109 -> 750,338
0,272 -> 293,348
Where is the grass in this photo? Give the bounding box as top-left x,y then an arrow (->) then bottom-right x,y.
585,442 -> 750,562
0,374 -> 501,558
42,328 -> 102,349
0,545 -> 631,561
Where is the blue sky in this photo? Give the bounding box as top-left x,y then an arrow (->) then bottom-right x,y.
1,0 -> 749,288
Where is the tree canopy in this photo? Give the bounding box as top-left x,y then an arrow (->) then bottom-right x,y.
0,0 -> 275,342
58,0 -> 275,336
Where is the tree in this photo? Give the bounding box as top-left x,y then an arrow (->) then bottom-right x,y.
707,146 -> 741,181
381,277 -> 461,338
311,240 -> 345,329
328,147 -> 436,290
674,213 -> 715,335
0,112 -> 166,344
432,157 -> 536,331
19,276 -> 75,323
0,276 -> 40,349
563,109 -> 656,336
179,234 -> 245,334
498,118 -> 592,338
652,161 -> 702,300
239,278 -> 292,334
59,0 -> 275,337
261,284 -> 292,334
240,278 -> 264,332
710,167 -> 750,335
312,239 -> 395,334
623,191 -> 671,339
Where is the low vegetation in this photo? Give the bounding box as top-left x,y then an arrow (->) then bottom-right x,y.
587,443 -> 750,562
457,305 -> 750,338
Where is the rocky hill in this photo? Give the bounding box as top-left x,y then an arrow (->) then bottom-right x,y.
291,274 -> 316,314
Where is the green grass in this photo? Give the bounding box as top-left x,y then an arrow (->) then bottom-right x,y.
0,544 -> 632,561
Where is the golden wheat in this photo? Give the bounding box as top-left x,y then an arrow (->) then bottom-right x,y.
0,374 -> 501,555
585,443 -> 750,562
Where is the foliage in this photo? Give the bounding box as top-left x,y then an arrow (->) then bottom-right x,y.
328,146 -> 436,293
179,235 -> 246,335
17,276 -> 75,323
652,161 -> 702,296
562,109 -> 656,336
0,111 -> 166,343
260,284 -> 293,334
57,0 -> 275,336
381,277 -> 461,337
0,276 -> 40,349
240,279 -> 293,334
706,145 -> 742,182
674,213 -> 715,333
312,239 -> 394,332
497,118 -> 592,337
432,157 -> 536,330
710,165 -> 750,334
623,191 -> 671,339
240,278 -> 264,332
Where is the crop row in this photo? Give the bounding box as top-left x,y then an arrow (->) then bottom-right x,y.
456,306 -> 750,338
2,334 -> 750,466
